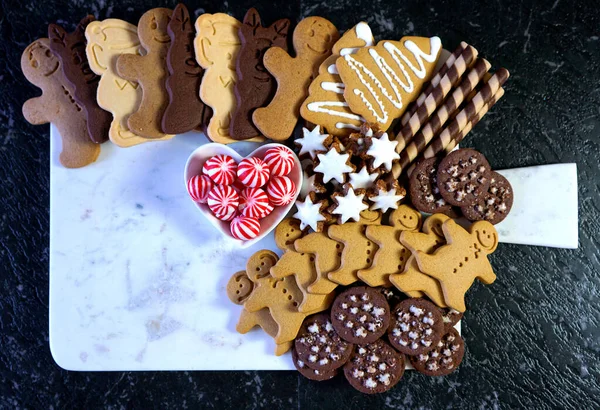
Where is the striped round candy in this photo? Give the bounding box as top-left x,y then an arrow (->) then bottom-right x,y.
237,157 -> 270,188
266,175 -> 296,206
207,185 -> 239,221
256,202 -> 274,219
264,146 -> 295,176
239,187 -> 271,219
230,215 -> 261,241
187,175 -> 213,203
202,154 -> 237,185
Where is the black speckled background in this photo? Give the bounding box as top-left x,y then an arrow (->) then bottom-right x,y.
1,0 -> 599,408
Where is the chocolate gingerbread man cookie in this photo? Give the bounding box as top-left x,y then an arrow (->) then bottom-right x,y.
230,8 -> 290,140
48,16 -> 111,144
162,3 -> 212,134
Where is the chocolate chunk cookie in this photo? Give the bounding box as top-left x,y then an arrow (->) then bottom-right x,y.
409,328 -> 465,376
409,157 -> 452,214
388,298 -> 444,356
436,149 -> 492,207
295,313 -> 354,371
292,347 -> 338,381
439,307 -> 463,333
331,286 -> 391,344
461,171 -> 513,224
343,339 -> 405,394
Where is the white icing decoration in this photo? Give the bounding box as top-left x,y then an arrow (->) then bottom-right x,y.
314,149 -> 353,184
366,132 -> 400,171
332,187 -> 369,224
348,166 -> 378,190
299,171 -> 316,200
296,126 -> 329,159
369,187 -> 405,213
293,196 -> 326,232
341,37 -> 441,125
321,82 -> 345,93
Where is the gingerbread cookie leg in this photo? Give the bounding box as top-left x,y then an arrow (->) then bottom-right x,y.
294,232 -> 340,295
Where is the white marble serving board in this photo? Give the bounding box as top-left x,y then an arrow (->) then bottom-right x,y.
48,126 -> 578,371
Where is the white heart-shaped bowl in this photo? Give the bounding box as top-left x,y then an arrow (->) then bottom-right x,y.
184,143 -> 303,248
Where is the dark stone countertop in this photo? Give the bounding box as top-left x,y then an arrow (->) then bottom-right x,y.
1,0 -> 599,408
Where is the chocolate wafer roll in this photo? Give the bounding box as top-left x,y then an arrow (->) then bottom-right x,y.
400,42 -> 471,126
391,59 -> 493,179
406,87 -> 505,176
444,87 -> 505,153
395,44 -> 477,153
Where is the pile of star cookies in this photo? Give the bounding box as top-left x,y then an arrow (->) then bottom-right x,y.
228,204 -> 500,392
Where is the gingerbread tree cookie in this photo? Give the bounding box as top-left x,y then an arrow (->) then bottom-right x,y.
414,219 -> 498,312
327,210 -> 382,286
389,214 -> 450,306
227,270 -> 292,356
300,22 -> 375,136
336,36 -> 442,131
357,205 -> 422,287
253,17 -> 339,141
294,231 -> 341,295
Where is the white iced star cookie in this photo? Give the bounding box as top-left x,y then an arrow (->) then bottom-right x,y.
369,182 -> 406,212
331,186 -> 369,224
299,171 -> 317,199
366,132 -> 400,171
314,144 -> 355,184
293,193 -> 327,232
295,125 -> 331,159
348,166 -> 378,190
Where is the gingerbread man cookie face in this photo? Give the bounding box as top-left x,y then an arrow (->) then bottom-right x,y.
253,17 -> 339,141
472,221 -> 499,252
22,39 -> 100,168
227,270 -> 254,305
116,8 -> 174,139
162,3 -> 211,134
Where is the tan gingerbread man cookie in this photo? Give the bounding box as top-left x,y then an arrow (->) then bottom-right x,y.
253,16 -> 339,141
274,218 -> 307,251
227,270 -> 292,356
414,219 -> 498,312
116,8 -> 175,139
241,250 -> 318,344
390,213 -> 450,306
327,209 -> 382,286
357,205 -> 422,287
22,38 -> 100,168
294,230 -> 341,295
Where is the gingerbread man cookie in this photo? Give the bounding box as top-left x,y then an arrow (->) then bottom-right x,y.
293,231 -> 340,295
327,210 -> 382,286
49,16 -> 111,144
389,213 -> 450,306
162,3 -> 212,134
300,22 -> 374,136
227,270 -> 292,356
242,250 -> 317,344
230,8 -> 290,140
22,39 -> 100,168
86,19 -> 170,147
414,219 -> 498,312
253,17 -> 339,141
336,36 -> 442,131
116,8 -> 174,139
357,205 -> 422,287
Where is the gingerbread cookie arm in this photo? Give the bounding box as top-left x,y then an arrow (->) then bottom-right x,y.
23,97 -> 50,125
242,284 -> 269,313
236,309 -> 264,333
275,341 -> 293,356
115,54 -> 140,81
262,46 -> 293,73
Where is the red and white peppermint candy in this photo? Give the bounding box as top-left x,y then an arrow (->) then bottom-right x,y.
256,202 -> 274,219
207,185 -> 239,221
230,215 -> 261,241
202,154 -> 237,185
239,187 -> 271,219
237,157 -> 270,187
266,176 -> 296,206
264,146 -> 295,176
187,175 -> 213,203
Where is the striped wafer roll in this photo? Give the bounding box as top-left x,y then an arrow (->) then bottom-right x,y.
400,42 -> 472,126
444,87 -> 505,153
393,67 -> 509,178
395,44 -> 477,153
406,87 -> 506,176
391,59 -> 492,178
